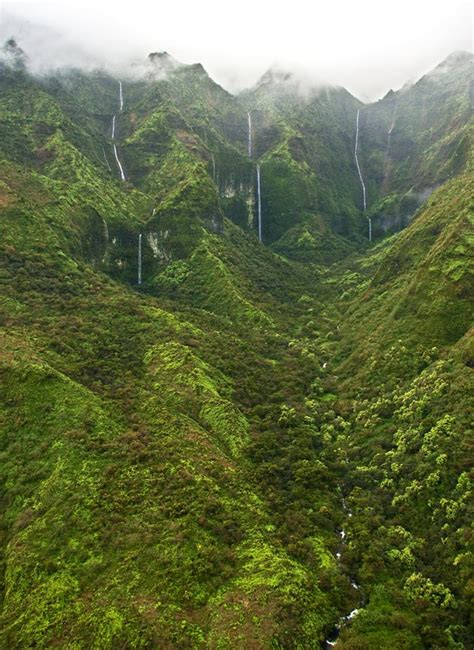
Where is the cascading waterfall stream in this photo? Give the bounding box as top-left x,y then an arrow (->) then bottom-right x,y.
102,146 -> 112,172
388,104 -> 397,140
324,498 -> 363,648
382,103 -> 398,193
119,80 -> 124,111
111,81 -> 126,182
138,233 -> 142,285
211,153 -> 216,182
247,111 -> 252,158
354,109 -> 371,241
256,163 -> 262,242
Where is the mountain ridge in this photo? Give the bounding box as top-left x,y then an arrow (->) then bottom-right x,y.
0,35 -> 472,649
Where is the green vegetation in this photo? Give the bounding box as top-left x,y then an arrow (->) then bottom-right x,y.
0,43 -> 472,648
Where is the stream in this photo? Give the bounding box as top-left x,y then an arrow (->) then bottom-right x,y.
323,498 -> 364,648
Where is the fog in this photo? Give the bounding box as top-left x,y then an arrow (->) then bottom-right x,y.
0,0 -> 471,101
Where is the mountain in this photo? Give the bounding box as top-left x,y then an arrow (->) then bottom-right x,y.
0,37 -> 473,649
242,70 -> 363,249
357,50 -> 472,235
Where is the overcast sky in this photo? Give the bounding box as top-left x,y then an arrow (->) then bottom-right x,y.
1,0 -> 472,101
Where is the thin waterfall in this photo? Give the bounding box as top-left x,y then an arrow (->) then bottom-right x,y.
324,498 -> 363,648
247,112 -> 252,158
102,146 -> 112,172
101,218 -> 109,264
354,109 -> 367,210
102,218 -> 109,243
113,144 -> 126,181
354,109 -> 371,241
211,153 -> 216,182
138,233 -> 142,285
256,164 -> 262,242
387,103 -> 397,140
119,80 -> 124,111
111,82 -> 126,181
382,102 -> 397,193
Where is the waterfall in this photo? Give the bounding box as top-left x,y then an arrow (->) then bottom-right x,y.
119,80 -> 124,111
211,153 -> 216,182
354,109 -> 367,211
256,164 -> 262,242
101,218 -> 109,263
388,103 -> 397,138
111,82 -> 126,182
247,112 -> 252,158
102,218 -> 109,243
354,109 -> 371,241
138,233 -> 142,285
102,146 -> 112,172
382,103 -> 397,194
113,145 -> 126,182
324,497 -> 364,648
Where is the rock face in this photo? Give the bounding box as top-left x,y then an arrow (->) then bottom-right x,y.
0,38 -> 472,649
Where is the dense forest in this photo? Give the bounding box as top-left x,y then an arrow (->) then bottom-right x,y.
0,37 -> 472,648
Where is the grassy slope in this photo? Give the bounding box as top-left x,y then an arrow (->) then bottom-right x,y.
0,90 -> 345,645
315,175 -> 473,648
0,51 -> 473,649
242,79 -> 364,248
359,51 -> 472,236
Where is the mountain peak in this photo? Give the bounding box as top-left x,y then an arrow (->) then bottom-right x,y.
424,50 -> 473,81
440,50 -> 473,65
254,63 -> 333,96
1,37 -> 28,70
147,50 -> 179,71
257,66 -> 294,87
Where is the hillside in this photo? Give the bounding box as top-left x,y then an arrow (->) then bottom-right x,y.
0,38 -> 473,649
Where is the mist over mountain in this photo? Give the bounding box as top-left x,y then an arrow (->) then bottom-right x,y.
1,3 -> 472,99
0,6 -> 473,649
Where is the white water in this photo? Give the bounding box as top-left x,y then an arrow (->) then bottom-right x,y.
324,498 -> 363,648
388,103 -> 397,137
119,80 -> 124,111
256,164 -> 262,242
102,218 -> 109,243
102,146 -> 112,172
382,103 -> 397,193
111,82 -> 126,182
247,112 -> 252,158
211,153 -> 216,182
113,145 -> 126,181
101,218 -> 109,263
354,109 -> 371,241
138,233 -> 142,285
354,110 -> 367,211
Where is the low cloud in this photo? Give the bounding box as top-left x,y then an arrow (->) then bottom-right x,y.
1,1 -> 472,100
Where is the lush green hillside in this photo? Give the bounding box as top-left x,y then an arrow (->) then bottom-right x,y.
319,176 -> 474,647
0,38 -> 473,649
357,51 -> 472,237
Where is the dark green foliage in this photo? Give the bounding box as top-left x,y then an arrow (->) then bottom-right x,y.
0,45 -> 472,648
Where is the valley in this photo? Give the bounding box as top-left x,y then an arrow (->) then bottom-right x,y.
0,38 -> 472,649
